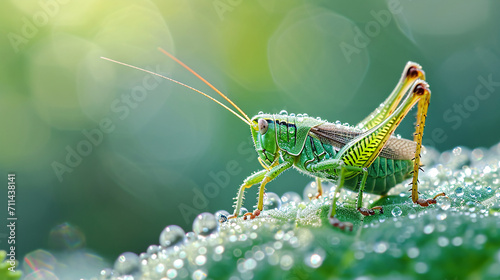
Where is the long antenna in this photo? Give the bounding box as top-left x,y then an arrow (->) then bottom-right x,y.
101,56 -> 252,126
158,47 -> 253,125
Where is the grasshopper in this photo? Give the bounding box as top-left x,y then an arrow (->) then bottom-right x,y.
102,49 -> 446,230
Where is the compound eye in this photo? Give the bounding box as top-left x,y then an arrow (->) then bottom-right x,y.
258,119 -> 268,135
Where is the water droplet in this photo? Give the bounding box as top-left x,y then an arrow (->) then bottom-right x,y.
281,192 -> 302,205
373,242 -> 388,254
279,110 -> 288,115
167,268 -> 177,278
354,251 -> 365,260
229,234 -> 237,242
437,196 -> 451,210
254,251 -> 265,261
155,263 -> 165,274
486,186 -> 493,193
274,230 -> 284,240
303,181 -> 318,200
453,147 -> 462,156
407,247 -> 419,258
22,249 -> 58,274
415,262 -> 428,274
100,268 -> 113,280
437,225 -> 447,234
466,201 -> 476,211
471,148 -> 484,161
159,225 -> 185,247
423,224 -> 434,234
436,213 -> 447,220
233,248 -> 242,257
114,252 -> 140,276
428,168 -> 439,178
215,245 -> 224,254
391,206 -> 402,217
173,259 -> 184,269
239,234 -> 248,241
437,236 -> 449,247
215,210 -> 230,223
192,269 -> 207,280
140,255 -> 148,264
244,258 -> 257,270
48,222 -> 86,251
297,114 -> 304,122
185,231 -> 197,243
193,213 -> 218,236
24,270 -> 58,280
475,234 -> 487,245
258,111 -> 264,115
452,237 -> 463,246
280,253 -> 294,270
408,208 -> 417,219
304,249 -> 325,268
147,245 -> 160,257
263,192 -> 282,210
455,187 -> 464,197
195,255 -> 207,266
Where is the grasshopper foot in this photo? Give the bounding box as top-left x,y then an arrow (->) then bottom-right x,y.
358,207 -> 375,216
308,192 -> 323,200
415,198 -> 436,207
313,192 -> 322,199
243,209 -> 261,220
357,206 -> 383,216
328,217 -> 353,231
415,192 -> 447,207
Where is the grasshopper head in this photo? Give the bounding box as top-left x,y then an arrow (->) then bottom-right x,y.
251,113 -> 279,168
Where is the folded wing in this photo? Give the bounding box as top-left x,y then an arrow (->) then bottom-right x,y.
310,123 -> 416,160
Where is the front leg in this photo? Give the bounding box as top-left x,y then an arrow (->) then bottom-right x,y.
313,177 -> 323,199
245,154 -> 294,220
229,169 -> 267,219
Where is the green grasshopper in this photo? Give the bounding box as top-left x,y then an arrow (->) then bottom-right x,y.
102,49 -> 445,230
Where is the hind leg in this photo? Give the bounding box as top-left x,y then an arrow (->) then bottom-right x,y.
358,62 -> 425,130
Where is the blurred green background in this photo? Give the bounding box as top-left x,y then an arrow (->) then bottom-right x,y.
1,0 -> 500,266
